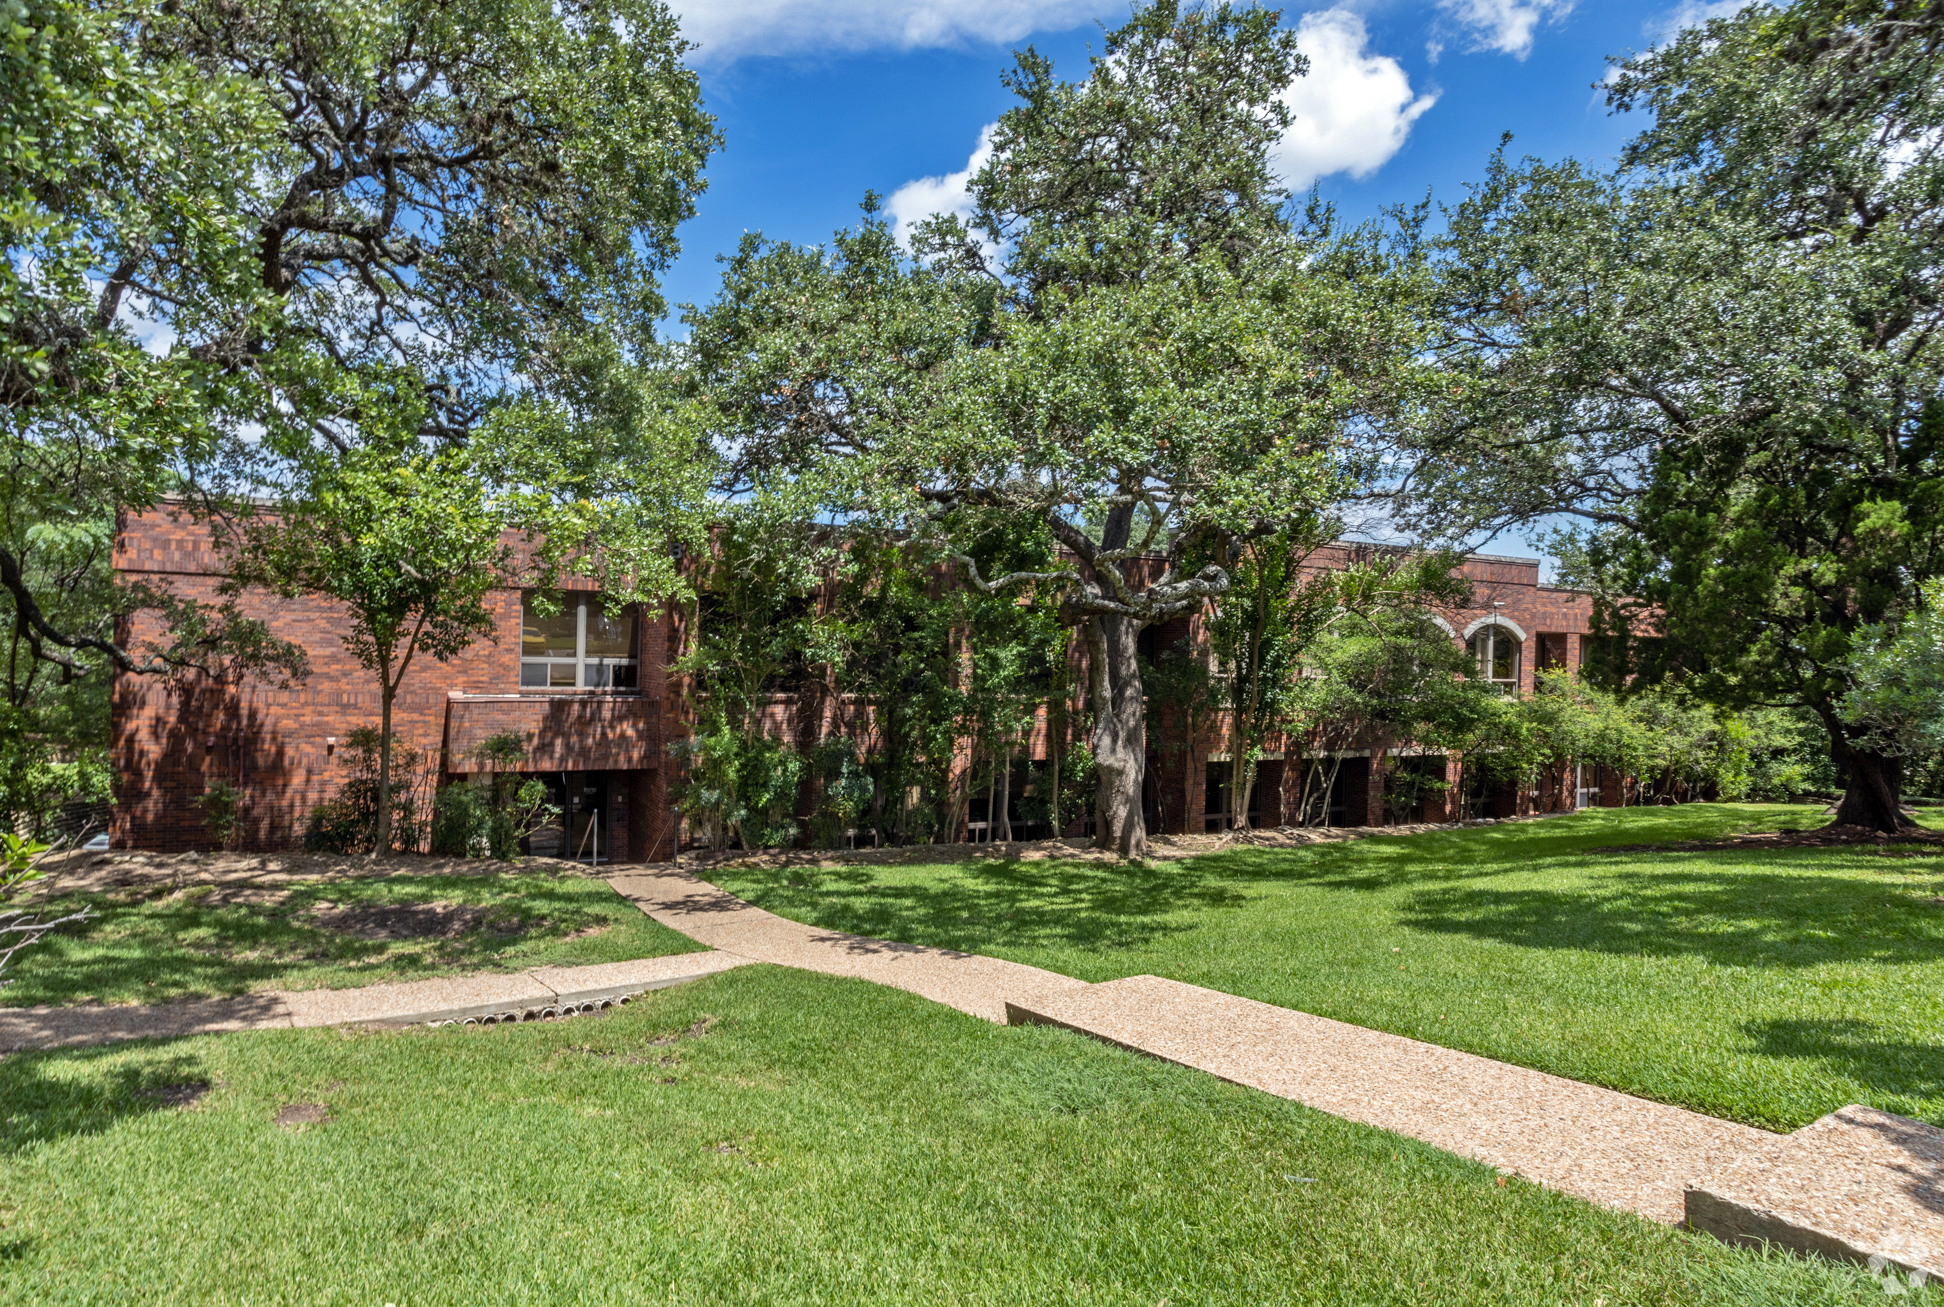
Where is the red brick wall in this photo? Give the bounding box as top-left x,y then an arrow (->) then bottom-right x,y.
111,509 -> 676,856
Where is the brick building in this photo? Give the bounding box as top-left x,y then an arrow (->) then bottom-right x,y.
110,511 -> 1616,856
110,508 -> 679,860
1140,545 -> 1622,836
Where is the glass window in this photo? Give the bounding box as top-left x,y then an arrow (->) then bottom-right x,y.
584,596 -> 638,659
1469,627 -> 1520,688
520,591 -> 640,691
523,594 -> 578,659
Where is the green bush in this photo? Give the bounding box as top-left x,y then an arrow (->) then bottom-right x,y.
195,781 -> 242,850
429,754 -> 559,862
302,728 -> 428,854
429,782 -> 490,857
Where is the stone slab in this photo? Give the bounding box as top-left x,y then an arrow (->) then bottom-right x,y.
1687,1105 -> 1944,1279
1006,973 -> 1776,1225
530,951 -> 753,1006
0,994 -> 292,1052
608,869 -> 1087,1023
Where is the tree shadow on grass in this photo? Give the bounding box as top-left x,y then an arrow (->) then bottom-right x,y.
725,856 -> 1252,955
1741,1018 -> 1944,1125
1204,807 -> 1841,895
1396,866 -> 1944,968
4,874 -> 633,1007
0,1043 -> 214,1157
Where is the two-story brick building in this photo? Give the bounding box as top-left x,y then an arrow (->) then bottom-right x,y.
109,510 -> 1615,856
110,508 -> 680,860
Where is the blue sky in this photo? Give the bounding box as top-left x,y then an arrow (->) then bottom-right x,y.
659,0 -> 1741,563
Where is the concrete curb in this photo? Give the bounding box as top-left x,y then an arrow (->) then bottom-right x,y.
0,951 -> 751,1053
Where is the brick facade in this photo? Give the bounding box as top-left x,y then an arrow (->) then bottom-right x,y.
110,513 -> 1615,856
110,508 -> 678,860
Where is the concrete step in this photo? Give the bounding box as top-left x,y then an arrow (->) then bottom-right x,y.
1687,1104 -> 1944,1280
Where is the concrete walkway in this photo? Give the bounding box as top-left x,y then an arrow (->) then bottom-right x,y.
617,866 -> 1944,1277
607,866 -> 1088,1023
0,951 -> 749,1052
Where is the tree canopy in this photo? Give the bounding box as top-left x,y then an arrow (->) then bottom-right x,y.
1388,0 -> 1944,831
687,1 -> 1429,856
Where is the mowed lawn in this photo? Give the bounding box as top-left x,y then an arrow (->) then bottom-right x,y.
4,867 -> 704,1007
712,804 -> 1944,1132
0,966 -> 1893,1305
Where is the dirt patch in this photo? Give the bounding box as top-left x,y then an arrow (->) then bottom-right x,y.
1588,824 -> 1944,855
569,1016 -> 714,1070
137,1082 -> 211,1109
647,1016 -> 715,1046
273,1103 -> 331,1129
30,849 -> 599,899
679,817 -> 1530,873
308,901 -> 516,941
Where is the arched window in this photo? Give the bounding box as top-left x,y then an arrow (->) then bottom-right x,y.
1468,625 -> 1520,690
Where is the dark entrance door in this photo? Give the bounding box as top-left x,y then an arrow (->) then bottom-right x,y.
524,772 -> 611,862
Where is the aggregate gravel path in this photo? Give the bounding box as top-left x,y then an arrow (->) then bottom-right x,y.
606,867 -> 1088,1022
0,951 -> 748,1051
1006,973 -> 1776,1225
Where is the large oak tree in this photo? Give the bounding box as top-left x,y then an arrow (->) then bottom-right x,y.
1391,0 -> 1944,832
687,2 -> 1427,856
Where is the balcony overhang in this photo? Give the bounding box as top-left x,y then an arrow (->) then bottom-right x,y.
444,693 -> 660,774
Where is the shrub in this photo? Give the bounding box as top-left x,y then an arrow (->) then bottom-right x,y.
430,782 -> 490,858
303,728 -> 429,854
195,781 -> 242,850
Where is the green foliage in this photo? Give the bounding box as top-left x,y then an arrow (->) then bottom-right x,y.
3,0 -> 714,814
686,3 -> 1430,853
229,443 -> 511,849
0,828 -> 90,986
1396,0 -> 1944,828
1842,578 -> 1944,761
428,783 -> 490,859
1,832 -> 47,890
813,534 -> 995,846
303,728 -> 429,855
1286,598 -> 1483,825
429,774 -> 561,862
194,781 -> 241,852
672,726 -> 805,851
808,737 -> 875,850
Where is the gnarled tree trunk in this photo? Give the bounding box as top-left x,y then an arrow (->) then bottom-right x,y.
1088,612 -> 1148,859
1833,743 -> 1915,833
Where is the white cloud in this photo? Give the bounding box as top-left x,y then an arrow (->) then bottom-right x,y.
1275,9 -> 1436,190
1434,0 -> 1574,60
883,123 -> 996,251
670,0 -> 1112,65
883,9 -> 1434,245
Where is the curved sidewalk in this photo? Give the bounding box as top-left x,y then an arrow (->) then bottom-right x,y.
605,867 -> 1088,1023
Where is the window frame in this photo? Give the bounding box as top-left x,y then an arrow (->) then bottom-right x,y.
520,592 -> 640,691
1468,624 -> 1521,690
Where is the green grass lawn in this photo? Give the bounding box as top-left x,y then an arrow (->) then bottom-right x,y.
0,965 -> 1899,1305
4,866 -> 704,1008
710,804 -> 1944,1132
